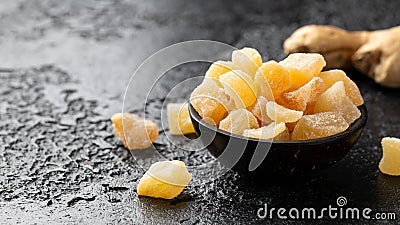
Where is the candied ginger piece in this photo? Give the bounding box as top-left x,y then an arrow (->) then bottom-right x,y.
219,108 -> 259,135
111,113 -> 158,150
243,122 -> 288,140
232,47 -> 262,78
205,61 -> 237,86
167,103 -> 195,135
280,77 -> 325,112
190,78 -> 229,125
279,53 -> 326,88
217,88 -> 236,112
314,81 -> 361,124
253,69 -> 275,101
291,112 -> 349,140
249,96 -> 273,126
379,137 -> 400,176
219,70 -> 257,108
254,61 -> 291,99
266,101 -> 303,123
319,69 -> 364,106
137,160 -> 192,199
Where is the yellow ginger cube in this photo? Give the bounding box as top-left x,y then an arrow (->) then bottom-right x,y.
291,112 -> 349,140
137,160 -> 192,199
254,60 -> 291,100
111,113 -> 158,150
280,77 -> 325,112
232,47 -> 262,78
167,103 -> 195,135
249,96 -> 273,126
319,69 -> 364,106
279,53 -> 326,88
243,122 -> 289,140
219,70 -> 257,108
205,61 -> 237,86
253,69 -> 275,101
379,137 -> 400,176
266,101 -> 303,123
219,108 -> 259,135
314,81 -> 361,124
190,78 -> 229,125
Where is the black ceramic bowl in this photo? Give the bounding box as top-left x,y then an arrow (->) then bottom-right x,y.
189,103 -> 368,176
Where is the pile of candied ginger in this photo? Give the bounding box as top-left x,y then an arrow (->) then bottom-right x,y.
190,48 -> 364,140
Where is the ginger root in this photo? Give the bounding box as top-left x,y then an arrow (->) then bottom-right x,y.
284,25 -> 400,88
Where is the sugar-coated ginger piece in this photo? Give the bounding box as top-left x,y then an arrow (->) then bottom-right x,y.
243,122 -> 289,140
219,70 -> 257,108
167,103 -> 195,135
219,108 -> 259,135
205,61 -> 238,86
254,60 -> 291,100
279,53 -> 326,88
249,96 -> 273,126
319,69 -> 364,106
379,137 -> 400,176
291,112 -> 349,140
280,77 -> 325,112
266,101 -> 303,123
111,113 -> 158,150
253,70 -> 275,102
314,81 -> 361,124
137,160 -> 192,199
232,47 -> 262,78
190,78 -> 229,125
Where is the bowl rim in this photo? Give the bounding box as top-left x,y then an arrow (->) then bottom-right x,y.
188,103 -> 368,145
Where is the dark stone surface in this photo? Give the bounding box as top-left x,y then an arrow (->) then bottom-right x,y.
0,0 -> 399,224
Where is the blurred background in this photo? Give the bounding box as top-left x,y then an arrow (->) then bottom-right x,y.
1,0 -> 398,105
0,0 -> 399,224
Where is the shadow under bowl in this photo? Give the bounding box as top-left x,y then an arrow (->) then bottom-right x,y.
189,103 -> 368,176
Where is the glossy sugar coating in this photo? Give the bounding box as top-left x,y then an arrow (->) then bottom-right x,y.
266,101 -> 303,123
137,160 -> 192,199
319,69 -> 364,106
111,113 -> 159,150
255,60 -> 291,99
249,96 -> 273,126
279,53 -> 326,88
167,103 -> 195,135
232,47 -> 262,78
190,78 -> 229,125
219,108 -> 259,135
243,122 -> 289,140
379,137 -> 400,176
314,81 -> 361,124
280,77 -> 325,112
219,70 -> 257,108
291,112 -> 349,140
205,61 -> 237,86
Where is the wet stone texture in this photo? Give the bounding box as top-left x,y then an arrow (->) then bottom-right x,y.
0,0 -> 400,224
